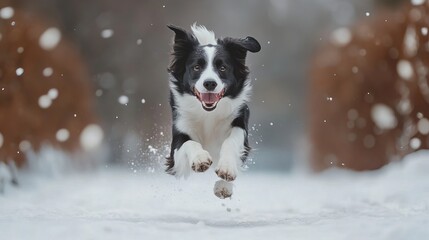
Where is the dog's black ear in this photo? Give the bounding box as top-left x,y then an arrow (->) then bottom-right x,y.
232,36 -> 261,53
222,36 -> 261,63
245,37 -> 261,53
167,25 -> 197,79
167,25 -> 196,55
222,36 -> 261,54
221,36 -> 260,80
168,25 -> 190,42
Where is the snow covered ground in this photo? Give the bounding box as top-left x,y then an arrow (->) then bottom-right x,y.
1,151 -> 429,240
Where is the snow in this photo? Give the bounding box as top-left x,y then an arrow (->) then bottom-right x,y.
0,6 -> 14,19
330,28 -> 351,46
101,29 -> 114,39
39,28 -> 62,50
1,150 -> 429,240
409,138 -> 421,149
79,124 -> 104,150
403,26 -> 418,57
38,95 -> 52,109
16,67 -> 24,76
397,60 -> 414,80
19,140 -> 31,152
118,95 -> 129,105
398,98 -> 412,114
417,118 -> 429,135
96,89 -> 103,97
38,89 -> 58,109
370,104 -> 397,130
56,129 -> 70,142
47,88 -> 58,99
411,0 -> 426,5
43,67 -> 53,77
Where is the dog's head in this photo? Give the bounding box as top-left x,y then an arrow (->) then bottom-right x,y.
168,24 -> 260,111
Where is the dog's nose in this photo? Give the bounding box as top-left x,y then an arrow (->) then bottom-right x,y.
203,80 -> 217,91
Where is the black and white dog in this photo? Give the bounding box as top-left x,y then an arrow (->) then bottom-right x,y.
166,24 -> 260,183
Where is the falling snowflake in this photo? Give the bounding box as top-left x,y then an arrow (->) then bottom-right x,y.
16,68 -> 24,76
371,104 -> 397,130
330,28 -> 352,46
0,6 -> 14,19
56,129 -> 70,142
101,29 -> 114,39
43,67 -> 53,77
118,95 -> 129,105
39,28 -> 62,50
80,124 -> 104,150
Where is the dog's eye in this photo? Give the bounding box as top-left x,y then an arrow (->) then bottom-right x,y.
193,65 -> 200,71
219,65 -> 226,72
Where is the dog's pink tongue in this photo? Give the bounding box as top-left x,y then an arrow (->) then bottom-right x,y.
200,93 -> 219,104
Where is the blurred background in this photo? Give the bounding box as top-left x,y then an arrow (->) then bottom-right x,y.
0,0 -> 412,172
3,1 -> 429,237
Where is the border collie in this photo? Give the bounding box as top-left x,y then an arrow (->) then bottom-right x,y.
165,24 -> 260,186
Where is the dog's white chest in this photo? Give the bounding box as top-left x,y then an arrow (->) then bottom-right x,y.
176,101 -> 236,162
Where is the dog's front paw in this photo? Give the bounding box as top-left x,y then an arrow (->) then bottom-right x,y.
215,161 -> 237,182
191,150 -> 213,172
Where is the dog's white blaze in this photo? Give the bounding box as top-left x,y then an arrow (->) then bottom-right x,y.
195,46 -> 225,94
216,127 -> 246,177
191,24 -> 217,46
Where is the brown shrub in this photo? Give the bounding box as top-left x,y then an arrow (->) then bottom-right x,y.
309,2 -> 429,171
0,6 -> 98,167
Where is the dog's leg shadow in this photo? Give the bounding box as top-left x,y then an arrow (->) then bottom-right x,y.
213,179 -> 233,199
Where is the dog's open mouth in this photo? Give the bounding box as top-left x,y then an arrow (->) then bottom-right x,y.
193,88 -> 225,111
